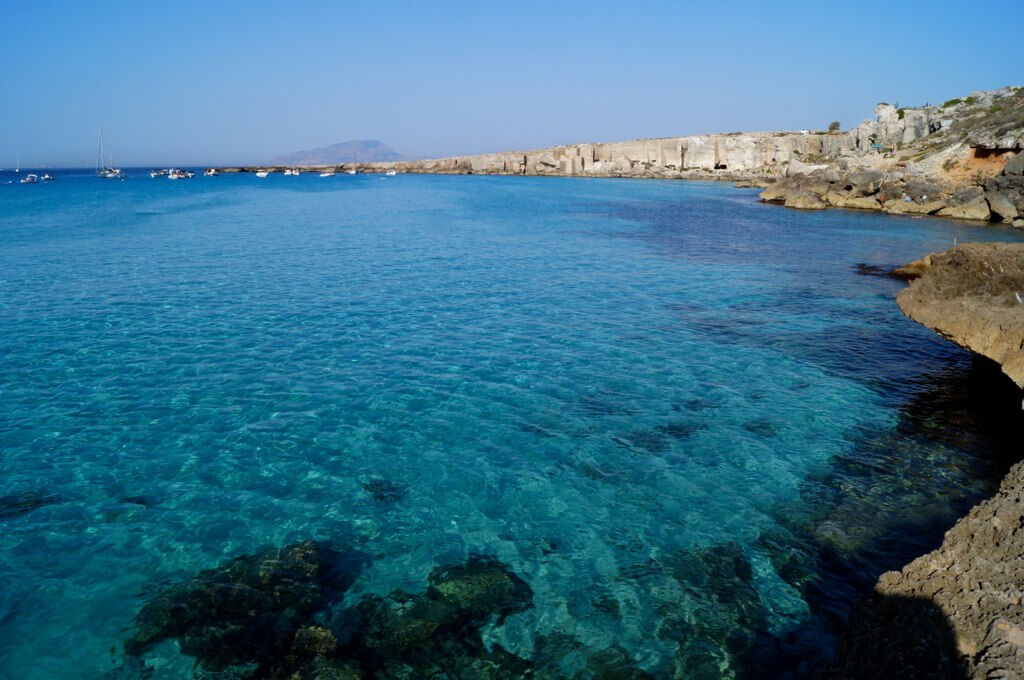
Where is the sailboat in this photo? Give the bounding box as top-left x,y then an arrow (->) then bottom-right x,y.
96,126 -> 124,179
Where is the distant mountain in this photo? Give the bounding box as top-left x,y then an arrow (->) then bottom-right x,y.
269,140 -> 401,165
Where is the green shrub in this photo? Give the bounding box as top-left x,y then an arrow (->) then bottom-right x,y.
942,98 -> 962,108
964,96 -> 977,104
989,105 -> 1005,114
897,108 -> 905,119
828,120 -> 841,132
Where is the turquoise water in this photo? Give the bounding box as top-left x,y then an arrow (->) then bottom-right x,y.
1,170 -> 1022,678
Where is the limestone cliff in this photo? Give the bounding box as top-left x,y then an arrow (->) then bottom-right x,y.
896,243 -> 1024,390
223,86 -> 1024,225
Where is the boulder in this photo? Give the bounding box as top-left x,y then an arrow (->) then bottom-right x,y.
987,190 -> 1020,222
886,199 -> 947,215
1004,152 -> 1024,176
937,195 -> 992,221
759,184 -> 790,203
824,190 -> 851,207
784,191 -> 827,210
844,196 -> 882,210
845,170 -> 885,196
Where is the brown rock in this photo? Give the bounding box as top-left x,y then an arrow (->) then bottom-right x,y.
937,195 -> 992,221
843,196 -> 882,210
889,253 -> 934,280
783,191 -> 827,210
885,199 -> 948,215
826,457 -> 1024,678
896,243 -> 1024,388
988,190 -> 1020,222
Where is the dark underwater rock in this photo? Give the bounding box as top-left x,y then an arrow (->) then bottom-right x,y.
742,417 -> 778,438
0,490 -> 59,519
339,556 -> 535,678
427,555 -> 534,623
658,420 -> 707,439
125,541 -> 361,671
361,479 -> 407,504
663,542 -> 768,679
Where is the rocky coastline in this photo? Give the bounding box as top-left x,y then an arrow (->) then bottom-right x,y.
826,243 -> 1024,678
208,90 -> 1024,676
219,87 -> 1024,227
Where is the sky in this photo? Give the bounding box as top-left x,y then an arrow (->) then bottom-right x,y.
2,0 -> 1021,167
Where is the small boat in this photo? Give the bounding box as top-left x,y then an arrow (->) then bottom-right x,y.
167,168 -> 194,180
150,169 -> 168,178
384,170 -> 397,176
346,169 -> 357,175
319,170 -> 335,178
204,168 -> 218,176
41,173 -> 53,181
20,173 -> 39,184
283,168 -> 300,176
255,170 -> 270,178
96,126 -> 124,179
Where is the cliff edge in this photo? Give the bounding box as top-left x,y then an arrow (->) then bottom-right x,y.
824,244 -> 1024,678
896,243 -> 1024,390
825,457 -> 1024,678
222,86 -> 1024,225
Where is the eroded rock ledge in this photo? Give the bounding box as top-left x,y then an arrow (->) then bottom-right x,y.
825,456 -> 1024,678
896,243 -> 1024,390
825,243 -> 1024,678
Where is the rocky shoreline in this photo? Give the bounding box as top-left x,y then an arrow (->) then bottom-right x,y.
221,87 -> 1024,227
826,243 -> 1024,678
208,89 -> 1024,675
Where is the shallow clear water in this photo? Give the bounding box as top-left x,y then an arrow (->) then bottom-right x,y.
1,170 -> 1022,678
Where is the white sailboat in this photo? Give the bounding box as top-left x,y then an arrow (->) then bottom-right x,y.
96,126 -> 124,179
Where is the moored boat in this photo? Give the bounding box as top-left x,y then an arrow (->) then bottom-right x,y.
319,170 -> 335,177
20,173 -> 39,184
41,173 -> 53,181
385,170 -> 397,176
96,126 -> 124,179
203,168 -> 218,176
255,170 -> 270,178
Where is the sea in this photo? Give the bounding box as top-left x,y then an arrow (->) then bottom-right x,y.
1,168 -> 1022,679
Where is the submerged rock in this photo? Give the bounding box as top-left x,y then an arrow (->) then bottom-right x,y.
341,555 -> 535,678
427,555 -> 533,623
361,479 -> 407,504
0,490 -> 59,519
125,541 -> 360,671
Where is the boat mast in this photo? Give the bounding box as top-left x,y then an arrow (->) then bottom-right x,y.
97,125 -> 104,172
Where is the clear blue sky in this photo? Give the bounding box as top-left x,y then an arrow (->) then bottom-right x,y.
2,0 -> 1021,167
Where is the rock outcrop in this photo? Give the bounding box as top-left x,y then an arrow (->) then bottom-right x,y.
221,87 -> 1024,224
825,457 -> 1024,678
896,243 -> 1024,390
825,242 -> 1024,679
